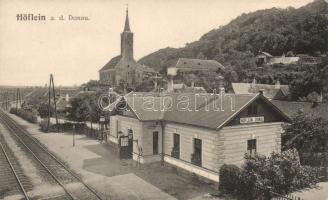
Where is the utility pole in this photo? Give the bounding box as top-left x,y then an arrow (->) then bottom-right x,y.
5,91 -> 9,110
15,88 -> 22,111
47,74 -> 59,132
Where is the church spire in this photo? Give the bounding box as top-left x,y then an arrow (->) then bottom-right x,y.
121,5 -> 134,60
124,5 -> 131,32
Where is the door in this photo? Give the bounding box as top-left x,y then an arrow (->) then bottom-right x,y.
172,133 -> 180,159
192,138 -> 202,166
119,129 -> 133,159
153,131 -> 159,155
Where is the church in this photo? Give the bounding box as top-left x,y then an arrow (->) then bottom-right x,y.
99,8 -> 157,89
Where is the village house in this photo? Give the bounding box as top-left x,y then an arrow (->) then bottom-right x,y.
166,58 -> 225,92
167,58 -> 225,75
106,91 -> 291,182
231,79 -> 290,100
255,51 -> 322,66
256,51 -> 299,65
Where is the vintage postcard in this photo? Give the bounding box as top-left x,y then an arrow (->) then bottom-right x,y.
0,0 -> 327,199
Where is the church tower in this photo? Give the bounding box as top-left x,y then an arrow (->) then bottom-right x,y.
121,7 -> 134,60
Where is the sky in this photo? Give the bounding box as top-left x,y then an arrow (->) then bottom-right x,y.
0,0 -> 314,86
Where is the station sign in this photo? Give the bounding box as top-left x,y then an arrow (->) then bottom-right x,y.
240,116 -> 264,124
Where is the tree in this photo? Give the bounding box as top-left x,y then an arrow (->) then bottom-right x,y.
283,111 -> 328,153
69,94 -> 92,122
37,102 -> 53,119
289,60 -> 328,101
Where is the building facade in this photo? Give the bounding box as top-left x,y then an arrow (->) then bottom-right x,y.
107,92 -> 291,182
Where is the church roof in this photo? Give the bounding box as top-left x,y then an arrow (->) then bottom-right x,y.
123,7 -> 131,32
173,58 -> 225,71
99,55 -> 121,72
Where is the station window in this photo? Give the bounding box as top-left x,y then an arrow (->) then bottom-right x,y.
247,139 -> 257,156
172,134 -> 180,159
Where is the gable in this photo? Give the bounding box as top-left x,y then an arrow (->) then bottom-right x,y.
99,55 -> 121,72
111,98 -> 139,120
226,96 -> 291,127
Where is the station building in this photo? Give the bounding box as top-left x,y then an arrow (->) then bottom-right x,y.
107,91 -> 291,182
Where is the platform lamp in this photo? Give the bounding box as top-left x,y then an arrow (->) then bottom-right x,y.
65,104 -> 75,146
99,116 -> 106,142
65,103 -> 71,123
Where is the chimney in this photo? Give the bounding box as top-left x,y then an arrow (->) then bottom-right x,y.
259,89 -> 264,95
318,92 -> 323,103
191,81 -> 195,88
217,75 -> 225,92
65,94 -> 69,102
252,78 -> 256,89
168,78 -> 174,92
159,88 -> 164,97
220,87 -> 225,96
212,89 -> 217,95
154,80 -> 158,89
275,80 -> 280,89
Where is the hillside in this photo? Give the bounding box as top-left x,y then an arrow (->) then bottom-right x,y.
138,0 -> 328,82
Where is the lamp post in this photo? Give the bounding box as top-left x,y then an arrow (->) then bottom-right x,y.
99,116 -> 105,142
65,104 -> 74,147
72,124 -> 75,147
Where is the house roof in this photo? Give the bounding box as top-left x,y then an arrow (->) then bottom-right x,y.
173,83 -> 187,90
56,91 -> 97,111
257,51 -> 273,58
172,58 -> 225,71
112,92 -> 291,130
58,88 -> 80,97
56,97 -> 69,111
163,93 -> 258,129
231,83 -> 290,99
99,55 -> 121,72
137,64 -> 158,74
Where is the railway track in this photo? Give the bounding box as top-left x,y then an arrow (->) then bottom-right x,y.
0,109 -> 104,200
0,136 -> 30,199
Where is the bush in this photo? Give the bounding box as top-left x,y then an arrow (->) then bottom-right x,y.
11,108 -> 37,123
219,164 -> 242,194
219,150 -> 319,199
9,108 -> 17,114
39,120 -> 88,133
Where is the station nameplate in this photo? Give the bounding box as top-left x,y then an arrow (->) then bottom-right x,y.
240,116 -> 264,124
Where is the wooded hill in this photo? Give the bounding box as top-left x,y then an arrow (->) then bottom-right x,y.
138,0 -> 328,83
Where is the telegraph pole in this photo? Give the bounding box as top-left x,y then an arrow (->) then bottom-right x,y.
15,88 -> 22,111
5,92 -> 9,110
47,74 -> 59,132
